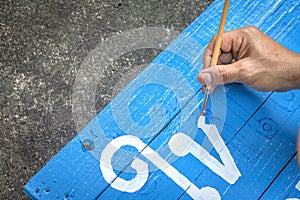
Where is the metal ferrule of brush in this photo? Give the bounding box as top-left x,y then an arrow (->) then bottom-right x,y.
200,88 -> 210,116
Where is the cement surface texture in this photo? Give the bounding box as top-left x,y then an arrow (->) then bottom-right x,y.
0,0 -> 214,199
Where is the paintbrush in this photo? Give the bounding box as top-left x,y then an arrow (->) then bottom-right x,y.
200,0 -> 230,117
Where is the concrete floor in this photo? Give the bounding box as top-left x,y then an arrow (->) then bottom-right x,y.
0,0 -> 214,199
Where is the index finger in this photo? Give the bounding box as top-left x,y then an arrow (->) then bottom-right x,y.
203,35 -> 217,69
203,28 -> 246,69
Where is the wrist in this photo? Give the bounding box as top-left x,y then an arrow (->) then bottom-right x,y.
289,53 -> 300,90
278,51 -> 300,91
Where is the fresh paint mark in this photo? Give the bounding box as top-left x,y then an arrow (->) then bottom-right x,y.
100,135 -> 220,199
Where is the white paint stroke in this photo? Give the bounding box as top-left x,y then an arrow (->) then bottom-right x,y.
100,135 -> 220,199
168,116 -> 241,184
296,180 -> 300,191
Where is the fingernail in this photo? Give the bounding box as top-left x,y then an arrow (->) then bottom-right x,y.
200,73 -> 212,85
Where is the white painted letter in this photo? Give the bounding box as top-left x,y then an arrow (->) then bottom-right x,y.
100,135 -> 220,199
168,115 -> 241,184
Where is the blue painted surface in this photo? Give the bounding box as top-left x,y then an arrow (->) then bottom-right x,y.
260,157 -> 300,199
181,91 -> 300,199
25,0 -> 300,199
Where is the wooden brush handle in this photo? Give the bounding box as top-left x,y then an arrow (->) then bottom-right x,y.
211,0 -> 230,67
206,0 -> 230,92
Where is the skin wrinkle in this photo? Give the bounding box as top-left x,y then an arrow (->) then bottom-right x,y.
236,58 -> 252,84
237,33 -> 246,60
235,34 -> 241,58
217,65 -> 227,83
287,52 -> 300,87
231,34 -> 237,62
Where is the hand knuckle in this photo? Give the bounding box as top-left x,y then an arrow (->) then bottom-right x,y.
217,66 -> 228,83
243,26 -> 259,35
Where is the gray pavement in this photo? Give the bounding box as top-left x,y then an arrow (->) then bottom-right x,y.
0,0 -> 213,199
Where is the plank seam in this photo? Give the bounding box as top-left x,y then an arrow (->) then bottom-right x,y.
178,92 -> 273,198
258,152 -> 297,199
98,0 -> 291,198
96,85 -> 204,198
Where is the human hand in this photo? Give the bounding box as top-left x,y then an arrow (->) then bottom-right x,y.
198,26 -> 300,92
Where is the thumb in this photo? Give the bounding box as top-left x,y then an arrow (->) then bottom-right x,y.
198,62 -> 241,85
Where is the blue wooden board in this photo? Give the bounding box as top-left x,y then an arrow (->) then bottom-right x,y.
24,0 -> 300,199
260,156 -> 300,199
180,91 -> 300,199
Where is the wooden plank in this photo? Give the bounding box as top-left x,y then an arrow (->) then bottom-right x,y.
24,0 -> 292,199
97,85 -> 265,199
99,0 -> 300,199
260,157 -> 300,199
97,89 -> 300,200
182,91 -> 300,200
181,0 -> 300,198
